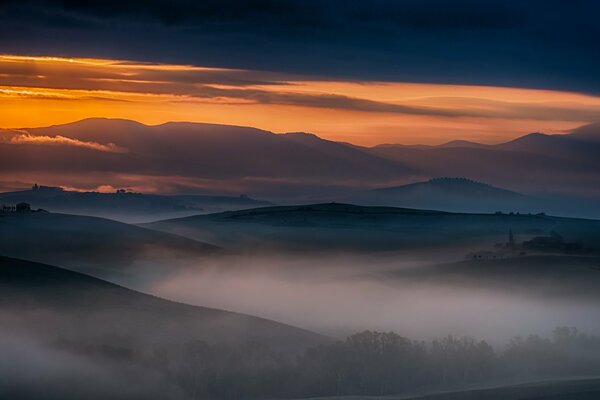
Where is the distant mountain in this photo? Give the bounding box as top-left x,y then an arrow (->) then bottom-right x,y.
144,203 -> 600,254
1,119 -> 599,213
0,211 -> 218,281
373,177 -> 522,198
337,177 -> 530,213
367,128 -> 600,203
568,122 -> 600,142
495,131 -> 600,162
0,118 -> 412,199
438,140 -> 487,148
0,185 -> 271,223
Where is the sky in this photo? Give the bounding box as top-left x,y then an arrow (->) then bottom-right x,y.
1,1 -> 600,145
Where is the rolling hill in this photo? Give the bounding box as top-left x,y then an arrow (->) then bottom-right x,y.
0,256 -> 328,399
143,203 -> 600,254
0,256 -> 326,351
0,185 -> 271,223
0,211 -> 218,281
2,118 -> 599,216
336,177 -> 532,213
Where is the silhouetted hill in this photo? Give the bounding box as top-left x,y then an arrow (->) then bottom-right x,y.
438,139 -> 487,148
0,118 -> 412,198
0,256 -> 326,353
337,178 -> 530,213
569,122 -> 600,142
0,185 -> 271,223
367,131 -> 600,210
144,203 -> 600,253
2,119 -> 598,214
496,132 -> 600,162
0,211 -> 218,280
374,178 -> 521,197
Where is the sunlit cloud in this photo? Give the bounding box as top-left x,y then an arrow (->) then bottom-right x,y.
0,129 -> 127,153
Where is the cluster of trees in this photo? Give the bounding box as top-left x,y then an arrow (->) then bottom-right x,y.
55,327 -> 600,399
169,327 -> 600,399
295,331 -> 495,397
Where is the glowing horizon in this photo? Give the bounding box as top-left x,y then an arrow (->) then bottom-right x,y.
1,54 -> 599,146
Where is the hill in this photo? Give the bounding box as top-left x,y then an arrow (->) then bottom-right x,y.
0,256 -> 325,351
368,137 -> 599,198
0,211 -> 218,281
2,118 -> 599,216
372,178 -> 522,198
0,256 -> 327,399
0,185 -> 271,223
569,122 -> 600,142
0,118 -> 412,199
144,203 -> 600,254
337,177 -> 531,213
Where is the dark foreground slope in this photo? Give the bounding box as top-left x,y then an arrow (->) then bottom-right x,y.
0,256 -> 326,399
0,256 -> 325,353
144,203 -> 600,254
301,377 -> 600,400
0,212 -> 218,280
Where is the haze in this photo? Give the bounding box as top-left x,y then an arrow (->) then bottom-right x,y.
3,1 -> 600,399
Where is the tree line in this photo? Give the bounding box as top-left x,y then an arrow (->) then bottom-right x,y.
167,327 -> 600,399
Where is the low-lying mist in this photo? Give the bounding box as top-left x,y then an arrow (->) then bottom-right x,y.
143,252 -> 600,344
3,251 -> 600,399
0,330 -> 180,400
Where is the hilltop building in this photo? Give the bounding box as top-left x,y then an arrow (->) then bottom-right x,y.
1,202 -> 47,214
468,229 -> 525,260
31,184 -> 63,192
468,228 -> 585,260
494,229 -> 517,250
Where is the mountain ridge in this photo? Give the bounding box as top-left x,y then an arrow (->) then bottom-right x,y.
2,118 -> 599,205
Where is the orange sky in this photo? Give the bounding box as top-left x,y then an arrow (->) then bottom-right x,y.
1,54 -> 599,145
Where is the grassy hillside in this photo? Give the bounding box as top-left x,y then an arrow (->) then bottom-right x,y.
0,212 -> 218,279
0,256 -> 328,399
144,203 -> 600,253
0,256 -> 326,353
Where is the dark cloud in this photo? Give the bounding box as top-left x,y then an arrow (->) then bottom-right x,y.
1,1 -> 600,94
